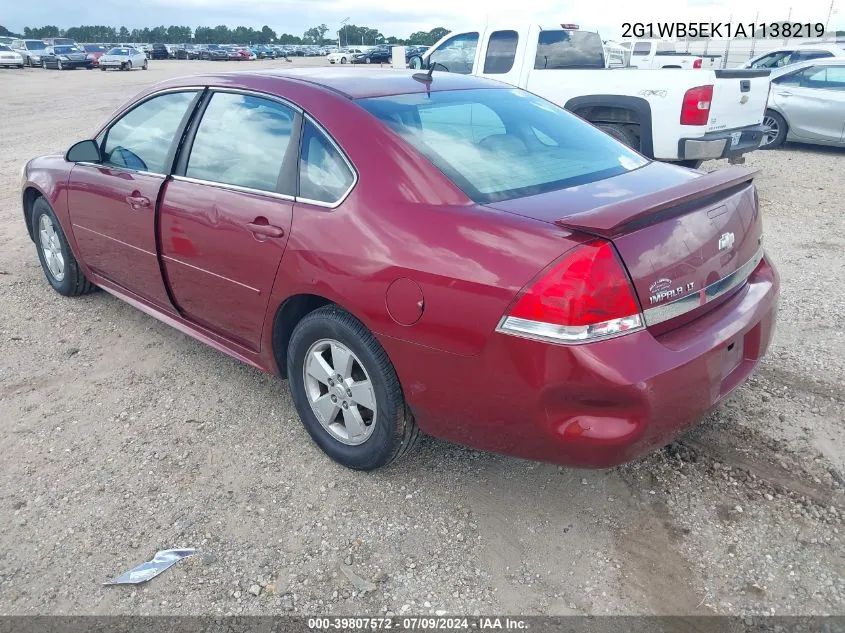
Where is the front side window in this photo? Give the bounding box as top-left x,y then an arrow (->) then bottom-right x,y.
535,30 -> 605,69
483,30 -> 518,74
750,51 -> 793,68
186,92 -> 296,193
102,91 -> 197,173
428,32 -> 479,75
359,88 -> 647,204
298,120 -> 355,205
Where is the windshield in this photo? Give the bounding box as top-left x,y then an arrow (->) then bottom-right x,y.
54,46 -> 80,54
358,88 -> 647,204
107,48 -> 131,55
26,41 -> 47,50
0,45 -> 11,52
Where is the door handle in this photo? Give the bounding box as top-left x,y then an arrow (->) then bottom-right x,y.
246,220 -> 285,238
125,195 -> 151,209
779,91 -> 792,96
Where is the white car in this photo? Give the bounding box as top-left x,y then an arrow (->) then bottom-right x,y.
328,48 -> 364,64
0,44 -> 24,68
98,47 -> 148,71
738,44 -> 845,69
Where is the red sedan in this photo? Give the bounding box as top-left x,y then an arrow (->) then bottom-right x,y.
20,69 -> 779,470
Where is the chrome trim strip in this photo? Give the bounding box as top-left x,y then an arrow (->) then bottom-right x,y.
76,162 -> 167,179
171,175 -> 295,201
643,247 -> 765,327
298,113 -> 359,210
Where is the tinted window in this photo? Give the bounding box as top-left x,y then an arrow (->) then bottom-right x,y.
186,92 -> 295,193
750,51 -> 794,68
428,32 -> 479,74
632,42 -> 651,56
0,45 -> 10,52
791,50 -> 834,63
359,88 -> 647,204
535,30 -> 604,69
103,91 -> 196,173
298,120 -> 355,204
26,41 -> 47,50
483,30 -> 518,74
780,65 -> 845,90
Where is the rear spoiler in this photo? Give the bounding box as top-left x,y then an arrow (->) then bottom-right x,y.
555,166 -> 758,237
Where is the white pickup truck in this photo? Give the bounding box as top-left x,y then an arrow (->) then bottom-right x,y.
410,24 -> 770,165
617,39 -> 722,69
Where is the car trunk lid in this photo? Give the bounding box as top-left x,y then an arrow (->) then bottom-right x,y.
486,164 -> 763,332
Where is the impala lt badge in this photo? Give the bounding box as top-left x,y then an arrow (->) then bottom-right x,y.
649,278 -> 696,305
719,232 -> 736,251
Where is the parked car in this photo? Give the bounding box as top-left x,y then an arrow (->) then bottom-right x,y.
0,44 -> 24,68
10,39 -> 48,67
43,37 -> 78,47
254,45 -> 276,59
40,45 -> 92,70
738,44 -> 845,69
412,24 -> 771,166
760,58 -> 845,149
618,39 -> 721,69
150,43 -> 169,60
20,68 -> 778,471
351,46 -> 391,64
328,48 -> 364,64
98,47 -> 148,71
201,44 -> 230,61
82,44 -> 107,67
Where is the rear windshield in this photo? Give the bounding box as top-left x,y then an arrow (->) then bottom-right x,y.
84,45 -> 106,52
107,48 -> 131,55
535,30 -> 605,69
26,40 -> 47,50
358,88 -> 647,204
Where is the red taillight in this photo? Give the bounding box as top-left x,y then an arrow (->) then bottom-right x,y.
693,58 -> 702,69
680,84 -> 713,126
498,240 -> 644,344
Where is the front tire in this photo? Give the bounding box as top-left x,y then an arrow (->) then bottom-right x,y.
42,60 -> 47,69
31,198 -> 96,297
125,60 -> 132,71
142,59 -> 148,70
56,59 -> 63,70
365,57 -> 372,64
340,57 -> 347,64
287,306 -> 420,470
761,110 -> 787,149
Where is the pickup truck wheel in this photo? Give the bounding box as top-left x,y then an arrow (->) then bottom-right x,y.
761,111 -> 787,149
31,198 -> 96,297
596,123 -> 640,152
287,305 -> 420,471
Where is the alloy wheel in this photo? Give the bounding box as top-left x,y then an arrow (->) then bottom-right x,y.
302,338 -> 377,445
38,214 -> 65,282
761,115 -> 779,147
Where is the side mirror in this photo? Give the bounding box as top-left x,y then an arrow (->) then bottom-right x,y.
66,139 -> 101,163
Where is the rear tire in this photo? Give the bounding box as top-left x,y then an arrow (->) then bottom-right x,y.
56,59 -> 63,70
142,59 -> 148,70
126,61 -> 132,71
287,305 -> 420,470
761,110 -> 787,149
30,198 -> 96,297
340,57 -> 347,64
596,123 -> 640,152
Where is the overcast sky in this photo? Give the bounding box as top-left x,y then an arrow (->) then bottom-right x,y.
5,0 -> 843,40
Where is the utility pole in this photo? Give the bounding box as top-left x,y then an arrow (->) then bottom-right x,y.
824,0 -> 835,36
339,17 -> 349,49
749,11 -> 760,58
784,7 -> 792,45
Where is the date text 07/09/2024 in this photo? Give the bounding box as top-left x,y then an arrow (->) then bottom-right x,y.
621,22 -> 826,39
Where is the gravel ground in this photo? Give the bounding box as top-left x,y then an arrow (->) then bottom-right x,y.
0,59 -> 842,617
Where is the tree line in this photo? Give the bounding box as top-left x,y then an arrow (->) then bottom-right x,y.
1,23 -> 451,46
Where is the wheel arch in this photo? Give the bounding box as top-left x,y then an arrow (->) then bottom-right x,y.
271,293 -> 336,378
565,95 -> 654,158
22,185 -> 47,242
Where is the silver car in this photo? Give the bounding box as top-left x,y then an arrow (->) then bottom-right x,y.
761,58 -> 845,149
98,46 -> 149,71
10,38 -> 48,66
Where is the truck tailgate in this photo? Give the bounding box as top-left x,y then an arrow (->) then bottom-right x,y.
706,69 -> 771,133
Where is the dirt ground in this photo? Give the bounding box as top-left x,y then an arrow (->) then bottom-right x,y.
0,59 -> 842,617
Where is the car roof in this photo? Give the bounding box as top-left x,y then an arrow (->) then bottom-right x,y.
218,68 -> 508,99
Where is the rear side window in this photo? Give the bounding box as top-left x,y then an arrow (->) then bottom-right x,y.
535,30 -> 605,69
779,65 -> 845,90
298,120 -> 355,205
186,92 -> 296,193
483,30 -> 518,74
632,42 -> 651,56
102,91 -> 197,174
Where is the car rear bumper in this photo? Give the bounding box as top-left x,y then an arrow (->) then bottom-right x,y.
383,255 -> 779,468
679,124 -> 767,160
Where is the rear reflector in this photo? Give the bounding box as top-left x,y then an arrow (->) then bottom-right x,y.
497,240 -> 644,344
680,84 -> 713,126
